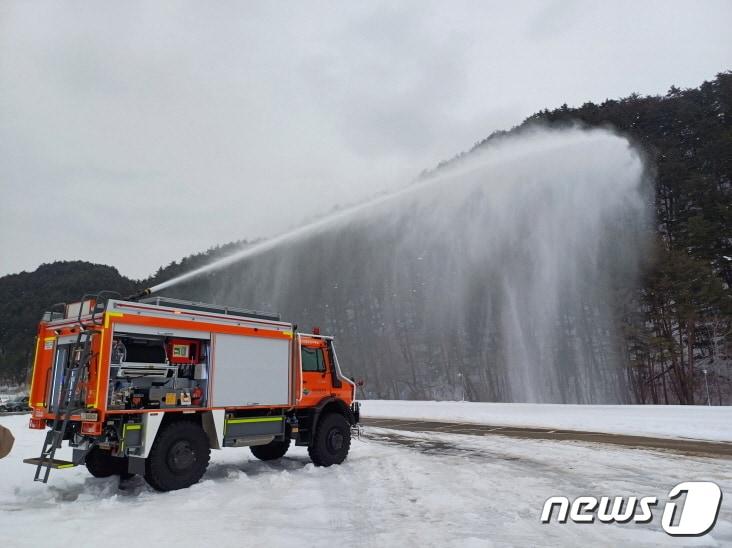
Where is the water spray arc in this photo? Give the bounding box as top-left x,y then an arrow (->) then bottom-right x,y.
138,127 -> 649,403
143,158 -> 473,295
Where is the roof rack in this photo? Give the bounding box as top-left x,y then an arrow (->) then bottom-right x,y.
139,296 -> 280,322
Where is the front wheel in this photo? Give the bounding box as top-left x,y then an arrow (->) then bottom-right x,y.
308,413 -> 351,467
144,420 -> 210,492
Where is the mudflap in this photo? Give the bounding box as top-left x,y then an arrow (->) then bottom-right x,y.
128,456 -> 146,475
72,448 -> 89,465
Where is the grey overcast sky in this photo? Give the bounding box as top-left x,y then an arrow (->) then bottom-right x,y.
1,1 -> 730,279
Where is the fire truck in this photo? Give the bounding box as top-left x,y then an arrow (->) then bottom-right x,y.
24,290 -> 360,491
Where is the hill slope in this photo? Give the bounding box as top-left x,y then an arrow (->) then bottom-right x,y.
0,262 -> 137,380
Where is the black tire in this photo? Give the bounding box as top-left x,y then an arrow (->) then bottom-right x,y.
250,438 -> 290,461
144,420 -> 210,492
85,447 -> 126,478
308,413 -> 351,467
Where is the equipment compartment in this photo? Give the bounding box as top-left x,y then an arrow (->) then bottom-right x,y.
107,333 -> 209,410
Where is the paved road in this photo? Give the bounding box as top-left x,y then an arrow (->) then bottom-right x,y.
361,417 -> 732,458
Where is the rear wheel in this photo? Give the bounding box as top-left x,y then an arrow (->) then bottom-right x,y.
144,420 -> 210,492
250,438 -> 290,461
308,413 -> 351,467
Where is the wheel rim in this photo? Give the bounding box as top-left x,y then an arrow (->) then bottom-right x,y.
167,440 -> 196,473
326,428 -> 344,453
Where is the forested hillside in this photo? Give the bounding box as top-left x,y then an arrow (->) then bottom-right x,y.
1,72 -> 730,404
526,73 -> 732,404
0,262 -> 137,380
0,243 -> 248,382
421,71 -> 731,403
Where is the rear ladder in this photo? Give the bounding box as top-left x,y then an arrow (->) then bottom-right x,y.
29,328 -> 96,482
25,291 -> 117,482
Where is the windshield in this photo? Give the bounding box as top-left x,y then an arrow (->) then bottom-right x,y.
301,346 -> 325,372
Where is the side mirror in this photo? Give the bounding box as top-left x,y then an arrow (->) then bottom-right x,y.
356,379 -> 365,387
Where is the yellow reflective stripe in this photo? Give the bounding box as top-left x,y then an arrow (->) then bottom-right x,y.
58,463 -> 75,469
43,336 -> 56,341
125,424 -> 142,431
28,337 -> 42,406
94,330 -> 105,408
282,331 -> 293,338
226,417 -> 283,425
104,311 -> 123,328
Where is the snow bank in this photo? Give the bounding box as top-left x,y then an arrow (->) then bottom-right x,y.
360,400 -> 732,442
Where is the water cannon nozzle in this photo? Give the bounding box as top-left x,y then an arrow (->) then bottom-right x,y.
128,287 -> 152,301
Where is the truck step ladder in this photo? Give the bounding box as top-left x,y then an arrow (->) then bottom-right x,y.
23,457 -> 76,469
31,327 -> 95,483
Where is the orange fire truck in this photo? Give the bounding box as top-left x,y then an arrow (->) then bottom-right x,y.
24,291 -> 360,491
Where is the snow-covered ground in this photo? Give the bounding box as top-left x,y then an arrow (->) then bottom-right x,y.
1,413 -> 730,547
361,400 -> 732,442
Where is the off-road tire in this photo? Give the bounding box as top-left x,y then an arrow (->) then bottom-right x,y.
250,438 -> 291,461
85,447 -> 126,478
144,420 -> 210,492
308,413 -> 351,467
